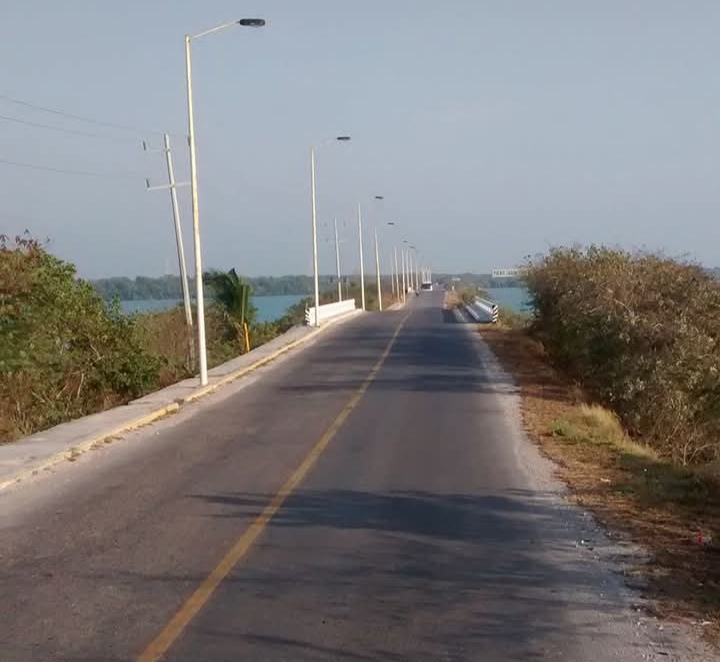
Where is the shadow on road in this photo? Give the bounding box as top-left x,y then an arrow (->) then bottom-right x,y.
176,488 -> 642,661
279,311 -> 575,403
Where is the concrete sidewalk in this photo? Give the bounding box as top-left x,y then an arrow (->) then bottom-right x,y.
0,311 -> 361,492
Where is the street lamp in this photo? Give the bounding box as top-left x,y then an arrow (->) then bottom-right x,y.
357,194 -> 385,313
185,17 -> 266,386
409,244 -> 419,291
403,251 -> 408,300
357,203 -> 366,311
387,221 -> 400,303
333,218 -> 342,302
372,196 -> 384,311
310,136 -> 351,327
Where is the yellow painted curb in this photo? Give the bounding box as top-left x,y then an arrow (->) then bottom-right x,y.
184,335 -> 309,404
0,403 -> 180,493
186,310 -> 363,402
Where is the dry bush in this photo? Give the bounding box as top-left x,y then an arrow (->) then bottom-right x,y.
526,246 -> 720,465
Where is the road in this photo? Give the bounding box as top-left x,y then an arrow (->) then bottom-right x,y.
0,291 -> 697,661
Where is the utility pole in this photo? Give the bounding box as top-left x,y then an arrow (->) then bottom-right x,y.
357,204 -> 366,311
144,134 -> 194,361
374,226 -> 382,311
162,133 -> 193,336
401,250 -> 407,302
333,218 -> 342,302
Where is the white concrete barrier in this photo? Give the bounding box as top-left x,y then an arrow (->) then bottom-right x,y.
305,298 -> 357,326
466,297 -> 499,324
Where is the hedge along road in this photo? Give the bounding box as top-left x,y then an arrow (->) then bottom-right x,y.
0,291 -> 711,661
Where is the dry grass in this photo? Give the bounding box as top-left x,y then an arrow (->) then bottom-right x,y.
553,404 -> 659,459
479,323 -> 720,642
132,305 -> 245,387
443,290 -> 461,309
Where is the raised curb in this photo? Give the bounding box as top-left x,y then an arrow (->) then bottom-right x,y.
0,309 -> 363,493
0,404 -> 181,493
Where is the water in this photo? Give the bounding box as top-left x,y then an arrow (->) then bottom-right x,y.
119,299 -> 184,315
121,289 -> 532,317
119,294 -> 306,323
252,294 -> 306,322
484,287 -> 532,312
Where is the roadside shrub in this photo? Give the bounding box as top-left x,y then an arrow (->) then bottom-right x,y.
131,306 -> 194,386
0,235 -> 160,441
456,286 -> 488,306
526,246 -> 720,465
0,241 -> 314,442
497,305 -> 530,330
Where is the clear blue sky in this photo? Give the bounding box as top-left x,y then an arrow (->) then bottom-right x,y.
2,1 -> 719,278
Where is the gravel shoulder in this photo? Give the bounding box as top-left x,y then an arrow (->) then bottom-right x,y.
458,304 -> 718,660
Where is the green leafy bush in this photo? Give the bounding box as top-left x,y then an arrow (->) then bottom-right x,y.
0,235 -> 160,441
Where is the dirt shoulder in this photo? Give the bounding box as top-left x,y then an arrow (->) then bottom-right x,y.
447,290 -> 720,644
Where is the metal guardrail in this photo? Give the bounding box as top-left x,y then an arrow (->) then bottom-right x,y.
465,297 -> 499,324
305,299 -> 357,326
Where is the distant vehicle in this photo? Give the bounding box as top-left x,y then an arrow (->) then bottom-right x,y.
420,282 -> 433,291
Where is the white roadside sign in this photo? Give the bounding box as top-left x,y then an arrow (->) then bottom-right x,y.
491,268 -> 522,279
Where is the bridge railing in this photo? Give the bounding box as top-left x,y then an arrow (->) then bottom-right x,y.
465,297 -> 499,324
305,299 -> 357,326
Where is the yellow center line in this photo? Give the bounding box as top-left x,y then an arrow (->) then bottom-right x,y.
137,311 -> 411,662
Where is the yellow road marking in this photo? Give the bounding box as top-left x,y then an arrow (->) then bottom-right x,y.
137,312 -> 411,662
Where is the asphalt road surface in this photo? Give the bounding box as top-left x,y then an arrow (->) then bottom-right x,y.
0,291 -> 704,661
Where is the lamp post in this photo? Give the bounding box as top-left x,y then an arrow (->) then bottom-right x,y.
185,17 -> 266,386
394,247 -> 400,302
333,218 -> 342,302
310,136 -> 351,327
410,244 -> 419,291
403,240 -> 411,296
372,195 -> 385,311
386,220 -> 400,303
408,250 -> 413,292
373,227 -> 382,311
357,204 -> 366,311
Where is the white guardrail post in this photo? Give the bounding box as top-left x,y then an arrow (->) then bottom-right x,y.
305,298 -> 357,326
465,297 -> 499,324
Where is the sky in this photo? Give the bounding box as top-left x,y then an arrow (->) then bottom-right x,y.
2,1 -> 720,278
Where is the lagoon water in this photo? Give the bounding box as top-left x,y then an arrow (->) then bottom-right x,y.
120,294 -> 305,323
120,287 -> 532,320
485,287 -> 532,312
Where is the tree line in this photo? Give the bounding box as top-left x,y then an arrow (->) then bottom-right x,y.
90,272 -> 529,301
91,274 -> 339,301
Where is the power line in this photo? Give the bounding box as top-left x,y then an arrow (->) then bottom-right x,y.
0,93 -> 179,137
0,156 -> 143,179
0,112 -> 139,144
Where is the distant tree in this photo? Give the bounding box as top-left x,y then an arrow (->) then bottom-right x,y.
89,273 -> 342,301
